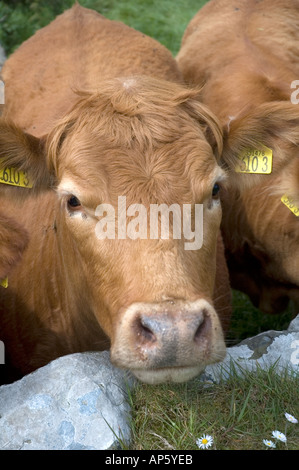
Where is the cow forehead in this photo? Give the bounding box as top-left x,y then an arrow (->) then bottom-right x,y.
49,75 -> 222,164
51,77 -> 224,203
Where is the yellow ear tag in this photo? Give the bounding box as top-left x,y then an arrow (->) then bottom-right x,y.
281,194 -> 299,216
0,277 -> 8,288
235,145 -> 273,174
0,159 -> 33,188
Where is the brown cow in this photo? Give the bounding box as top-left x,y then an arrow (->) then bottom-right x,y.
0,5 -> 231,385
177,0 -> 299,314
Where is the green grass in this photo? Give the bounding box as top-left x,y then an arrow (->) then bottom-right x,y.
227,290 -> 295,346
1,0 -> 298,451
127,365 -> 299,450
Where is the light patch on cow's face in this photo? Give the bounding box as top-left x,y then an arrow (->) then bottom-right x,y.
57,177 -> 82,199
120,78 -> 137,89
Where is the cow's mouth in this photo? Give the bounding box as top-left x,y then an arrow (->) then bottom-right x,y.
130,365 -> 205,384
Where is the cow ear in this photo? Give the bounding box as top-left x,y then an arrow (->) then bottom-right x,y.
0,119 -> 53,194
221,101 -> 299,190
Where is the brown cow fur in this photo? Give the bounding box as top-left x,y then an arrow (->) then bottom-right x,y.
0,212 -> 28,280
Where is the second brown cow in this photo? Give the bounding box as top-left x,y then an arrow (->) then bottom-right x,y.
177,0 -> 299,314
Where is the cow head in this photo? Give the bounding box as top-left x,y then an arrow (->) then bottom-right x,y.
0,76 -> 228,383
221,100 -> 299,313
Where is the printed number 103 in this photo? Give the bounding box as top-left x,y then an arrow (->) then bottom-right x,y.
240,154 -> 269,173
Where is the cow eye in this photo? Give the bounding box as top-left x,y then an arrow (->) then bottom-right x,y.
67,195 -> 82,210
212,182 -> 221,198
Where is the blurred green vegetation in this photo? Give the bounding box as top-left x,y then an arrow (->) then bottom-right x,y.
0,0 -> 208,56
228,290 -> 294,346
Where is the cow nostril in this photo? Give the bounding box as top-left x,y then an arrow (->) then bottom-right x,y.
193,310 -> 210,344
134,316 -> 157,345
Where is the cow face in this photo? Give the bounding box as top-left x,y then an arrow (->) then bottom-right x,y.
0,76 -> 227,383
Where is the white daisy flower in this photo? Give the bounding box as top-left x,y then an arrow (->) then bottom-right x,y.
272,430 -> 287,442
285,413 -> 298,424
263,439 -> 276,448
196,434 -> 213,449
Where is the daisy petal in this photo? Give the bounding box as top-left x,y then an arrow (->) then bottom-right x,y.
285,412 -> 298,424
263,439 -> 276,448
272,430 -> 287,442
196,434 -> 213,449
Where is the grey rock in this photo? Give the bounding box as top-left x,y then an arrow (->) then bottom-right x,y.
288,314 -> 299,332
203,314 -> 299,383
0,351 -> 135,450
0,315 -> 298,450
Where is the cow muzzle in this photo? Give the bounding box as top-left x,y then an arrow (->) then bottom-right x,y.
110,299 -> 226,384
